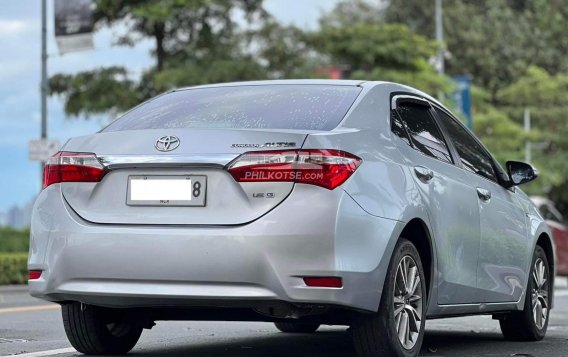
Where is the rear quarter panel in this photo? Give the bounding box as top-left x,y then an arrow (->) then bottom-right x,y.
516,189 -> 555,307
307,83 -> 423,223
302,83 -> 439,312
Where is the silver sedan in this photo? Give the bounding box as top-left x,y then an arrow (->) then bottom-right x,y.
29,80 -> 554,356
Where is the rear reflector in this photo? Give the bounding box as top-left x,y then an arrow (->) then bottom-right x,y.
43,152 -> 105,189
227,149 -> 361,190
29,270 -> 42,280
303,277 -> 343,288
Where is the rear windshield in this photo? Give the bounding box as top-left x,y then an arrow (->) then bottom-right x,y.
102,85 -> 362,132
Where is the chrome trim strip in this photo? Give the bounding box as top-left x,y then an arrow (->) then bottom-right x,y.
391,94 -> 431,110
98,154 -> 240,169
436,301 -> 521,308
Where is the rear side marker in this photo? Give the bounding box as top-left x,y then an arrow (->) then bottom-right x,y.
29,270 -> 42,280
303,277 -> 343,288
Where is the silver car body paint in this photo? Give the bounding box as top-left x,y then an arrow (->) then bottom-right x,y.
29,80 -> 554,318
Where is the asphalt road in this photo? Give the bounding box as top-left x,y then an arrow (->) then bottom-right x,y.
1,279 -> 568,357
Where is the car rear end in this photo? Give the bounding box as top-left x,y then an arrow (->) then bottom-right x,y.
532,197 -> 568,275
28,82 -> 399,315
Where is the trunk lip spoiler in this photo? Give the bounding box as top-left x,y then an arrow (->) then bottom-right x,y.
98,154 -> 241,170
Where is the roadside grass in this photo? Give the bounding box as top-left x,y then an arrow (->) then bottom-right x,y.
0,227 -> 29,284
0,227 -> 30,252
0,252 -> 28,284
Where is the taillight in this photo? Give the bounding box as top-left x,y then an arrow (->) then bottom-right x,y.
227,149 -> 361,190
43,152 -> 105,189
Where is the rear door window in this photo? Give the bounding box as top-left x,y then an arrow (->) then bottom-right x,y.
103,85 -> 362,132
394,103 -> 453,164
391,109 -> 411,145
436,108 -> 498,182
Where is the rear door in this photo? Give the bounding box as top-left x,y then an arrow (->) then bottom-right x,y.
391,96 -> 481,305
436,108 -> 530,303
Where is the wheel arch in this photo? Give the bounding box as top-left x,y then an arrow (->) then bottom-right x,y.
536,232 -> 555,309
399,218 -> 435,302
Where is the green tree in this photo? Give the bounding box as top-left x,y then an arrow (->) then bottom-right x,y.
496,67 -> 568,208
94,0 -> 267,71
317,0 -> 385,28
383,0 -> 568,100
246,19 -> 315,79
310,21 -> 451,94
49,67 -> 139,117
50,0 -> 269,117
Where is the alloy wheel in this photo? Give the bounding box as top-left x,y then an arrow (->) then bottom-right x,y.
532,258 -> 549,330
393,255 -> 423,350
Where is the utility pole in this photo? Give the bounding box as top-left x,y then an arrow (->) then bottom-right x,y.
524,108 -> 531,163
40,0 -> 48,177
435,0 -> 444,75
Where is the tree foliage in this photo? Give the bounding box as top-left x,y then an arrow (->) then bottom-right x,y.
247,19 -> 314,79
383,0 -> 568,100
310,20 -> 451,94
50,0 -> 269,116
313,23 -> 436,72
49,67 -> 139,117
94,0 -> 266,70
496,66 -> 568,207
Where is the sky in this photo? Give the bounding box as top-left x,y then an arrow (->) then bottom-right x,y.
0,0 -> 342,211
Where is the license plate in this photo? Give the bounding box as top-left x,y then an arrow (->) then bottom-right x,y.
127,175 -> 207,206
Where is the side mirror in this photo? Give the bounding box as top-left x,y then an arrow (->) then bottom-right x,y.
506,161 -> 538,186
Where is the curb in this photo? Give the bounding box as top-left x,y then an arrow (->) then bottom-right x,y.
556,276 -> 568,289
0,284 -> 29,293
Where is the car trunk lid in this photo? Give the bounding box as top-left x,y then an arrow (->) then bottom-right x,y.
60,128 -> 308,225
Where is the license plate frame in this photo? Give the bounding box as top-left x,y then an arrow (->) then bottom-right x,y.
126,175 -> 207,207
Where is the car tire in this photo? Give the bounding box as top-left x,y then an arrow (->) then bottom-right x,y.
352,238 -> 427,357
62,302 -> 143,355
274,322 -> 320,333
499,245 -> 551,341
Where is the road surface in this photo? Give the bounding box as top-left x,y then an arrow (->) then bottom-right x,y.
1,279 -> 567,356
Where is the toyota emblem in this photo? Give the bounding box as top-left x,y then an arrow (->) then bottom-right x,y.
155,135 -> 180,152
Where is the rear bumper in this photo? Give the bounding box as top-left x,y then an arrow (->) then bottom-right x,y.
29,184 -> 402,312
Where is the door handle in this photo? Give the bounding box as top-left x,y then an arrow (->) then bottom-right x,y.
414,166 -> 434,182
476,187 -> 492,201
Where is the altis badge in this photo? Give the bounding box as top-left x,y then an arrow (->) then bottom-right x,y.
231,142 -> 296,148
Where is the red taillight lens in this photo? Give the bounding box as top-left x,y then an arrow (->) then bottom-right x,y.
303,277 -> 343,288
227,149 -> 361,190
29,270 -> 42,280
43,152 -> 105,189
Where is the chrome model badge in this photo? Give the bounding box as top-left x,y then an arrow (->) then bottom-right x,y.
231,142 -> 296,148
155,135 -> 180,152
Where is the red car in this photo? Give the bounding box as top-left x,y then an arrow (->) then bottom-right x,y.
532,196 -> 568,275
